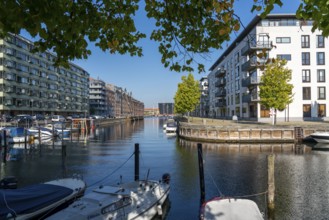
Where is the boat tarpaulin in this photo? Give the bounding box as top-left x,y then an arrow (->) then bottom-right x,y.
0,183 -> 73,218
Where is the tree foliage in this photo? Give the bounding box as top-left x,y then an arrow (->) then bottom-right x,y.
174,73 -> 200,115
259,59 -> 294,124
0,0 -> 327,72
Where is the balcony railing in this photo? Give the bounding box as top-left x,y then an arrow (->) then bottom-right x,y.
241,41 -> 273,56
242,76 -> 262,87
215,78 -> 226,87
242,93 -> 260,102
215,69 -> 226,77
215,90 -> 226,97
241,58 -> 267,72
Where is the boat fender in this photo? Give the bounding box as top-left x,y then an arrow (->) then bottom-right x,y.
157,204 -> 163,216
162,173 -> 170,184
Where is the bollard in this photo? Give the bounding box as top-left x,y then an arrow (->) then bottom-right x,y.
268,154 -> 275,215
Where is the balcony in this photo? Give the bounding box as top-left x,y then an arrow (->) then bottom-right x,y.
241,41 -> 273,56
215,78 -> 226,87
215,90 -> 226,97
242,93 -> 260,103
242,76 -> 262,87
215,69 -> 226,77
241,58 -> 267,72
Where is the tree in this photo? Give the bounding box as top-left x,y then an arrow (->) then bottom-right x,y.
174,73 -> 200,117
0,1 -> 326,72
259,59 -> 294,125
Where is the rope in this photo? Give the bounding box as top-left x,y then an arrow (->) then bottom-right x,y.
198,147 -> 224,197
231,190 -> 268,199
87,152 -> 135,188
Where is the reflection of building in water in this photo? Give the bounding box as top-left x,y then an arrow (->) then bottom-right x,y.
179,139 -> 313,154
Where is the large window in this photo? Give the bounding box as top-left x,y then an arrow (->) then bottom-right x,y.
301,35 -> 310,48
276,37 -> 291,43
318,104 -> 326,117
302,52 -> 310,65
318,87 -> 326,100
317,52 -> 325,65
317,35 -> 325,48
303,104 -> 311,117
303,87 -> 311,100
277,54 -> 291,61
302,69 -> 311,82
317,69 -> 325,82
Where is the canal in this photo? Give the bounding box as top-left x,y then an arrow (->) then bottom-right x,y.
1,117 -> 328,219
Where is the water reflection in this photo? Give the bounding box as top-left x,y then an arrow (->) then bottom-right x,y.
1,118 -> 329,219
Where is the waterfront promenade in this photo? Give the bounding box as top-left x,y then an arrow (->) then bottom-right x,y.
177,117 -> 329,143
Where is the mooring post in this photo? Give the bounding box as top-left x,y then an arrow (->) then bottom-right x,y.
268,154 -> 275,215
2,130 -> 7,164
134,143 -> 139,181
197,143 -> 205,204
24,129 -> 27,149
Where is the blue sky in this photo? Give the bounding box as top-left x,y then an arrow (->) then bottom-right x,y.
73,0 -> 301,108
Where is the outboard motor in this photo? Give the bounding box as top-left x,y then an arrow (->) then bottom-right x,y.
162,173 -> 170,184
0,176 -> 18,189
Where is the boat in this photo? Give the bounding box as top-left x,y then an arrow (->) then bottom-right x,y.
0,177 -> 86,220
45,123 -> 71,138
0,127 -> 31,144
165,121 -> 177,133
200,197 -> 264,220
28,126 -> 58,138
197,144 -> 264,220
46,173 -> 171,220
310,132 -> 329,143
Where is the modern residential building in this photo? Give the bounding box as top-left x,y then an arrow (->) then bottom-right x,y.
89,78 -> 107,116
0,33 -> 90,117
192,77 -> 209,117
158,103 -> 174,115
208,14 -> 328,122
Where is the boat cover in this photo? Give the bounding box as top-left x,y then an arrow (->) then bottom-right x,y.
0,183 -> 73,218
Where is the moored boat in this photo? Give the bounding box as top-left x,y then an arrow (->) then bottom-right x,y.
28,126 -> 58,138
0,127 -> 31,144
310,132 -> 329,143
0,177 -> 86,220
46,174 -> 171,220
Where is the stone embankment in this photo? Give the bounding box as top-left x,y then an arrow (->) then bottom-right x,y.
177,118 -> 329,143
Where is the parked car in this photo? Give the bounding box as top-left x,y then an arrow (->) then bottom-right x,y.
51,115 -> 66,122
11,115 -> 33,125
32,114 -> 45,120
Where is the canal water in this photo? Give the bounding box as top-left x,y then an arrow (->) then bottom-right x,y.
1,117 -> 328,220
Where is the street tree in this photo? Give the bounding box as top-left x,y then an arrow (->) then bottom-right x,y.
174,73 -> 200,118
0,1 -> 326,72
259,59 -> 293,125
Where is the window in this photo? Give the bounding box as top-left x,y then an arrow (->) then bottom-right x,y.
317,35 -> 325,48
301,35 -> 310,48
318,104 -> 326,117
302,52 -> 310,65
317,70 -> 325,82
318,87 -> 326,99
276,37 -> 291,43
303,87 -> 311,100
317,52 -> 325,65
277,54 -> 291,61
302,69 -> 311,82
303,104 -> 311,117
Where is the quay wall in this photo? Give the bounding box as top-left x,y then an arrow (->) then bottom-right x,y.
178,122 -> 321,143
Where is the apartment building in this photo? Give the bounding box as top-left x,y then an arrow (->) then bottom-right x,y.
89,78 -> 108,116
192,77 -> 209,117
114,87 -> 144,118
0,33 -> 90,117
208,14 -> 328,122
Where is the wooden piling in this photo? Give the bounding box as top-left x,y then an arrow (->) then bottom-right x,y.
268,154 -> 275,212
2,130 -> 7,164
134,143 -> 139,181
197,143 -> 205,204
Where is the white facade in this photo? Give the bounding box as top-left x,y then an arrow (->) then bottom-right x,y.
208,14 -> 328,121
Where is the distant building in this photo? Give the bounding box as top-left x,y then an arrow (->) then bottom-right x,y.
158,103 -> 174,115
144,108 -> 159,116
89,78 -> 107,116
192,77 -> 209,117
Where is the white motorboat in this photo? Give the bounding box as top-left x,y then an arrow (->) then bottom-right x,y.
0,177 -> 86,220
200,197 -> 264,220
310,132 -> 329,143
45,123 -> 71,138
46,174 -> 171,220
165,121 -> 177,133
28,126 -> 58,138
